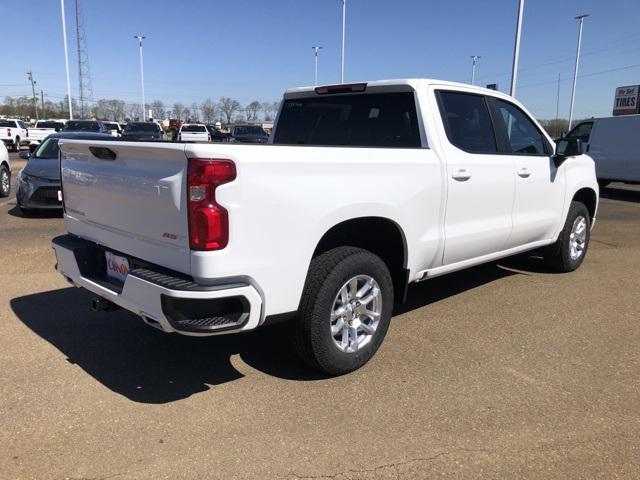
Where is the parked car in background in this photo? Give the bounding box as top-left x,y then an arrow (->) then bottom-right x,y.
565,115 -> 640,187
63,120 -> 108,133
52,79 -> 598,375
178,123 -> 209,142
16,132 -> 112,212
28,120 -> 66,145
121,122 -> 165,141
0,141 -> 10,197
206,125 -> 229,142
228,124 -> 269,143
0,118 -> 29,151
103,122 -> 122,137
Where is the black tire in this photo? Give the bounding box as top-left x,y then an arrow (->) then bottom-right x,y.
545,201 -> 591,272
290,247 -> 394,375
12,137 -> 20,152
0,165 -> 10,197
597,180 -> 610,189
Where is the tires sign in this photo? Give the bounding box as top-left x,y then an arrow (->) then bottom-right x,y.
613,85 -> 639,116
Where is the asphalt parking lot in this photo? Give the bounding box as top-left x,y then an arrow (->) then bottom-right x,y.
1,150 -> 639,479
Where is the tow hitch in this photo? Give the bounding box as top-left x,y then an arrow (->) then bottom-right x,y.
91,296 -> 120,312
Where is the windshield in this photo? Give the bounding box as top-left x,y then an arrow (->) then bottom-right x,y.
234,126 -> 265,136
36,121 -> 64,129
104,123 -> 120,131
64,121 -> 100,132
124,122 -> 159,132
33,138 -> 60,159
181,125 -> 206,132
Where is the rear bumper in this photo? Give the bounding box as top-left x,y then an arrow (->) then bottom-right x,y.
52,234 -> 264,336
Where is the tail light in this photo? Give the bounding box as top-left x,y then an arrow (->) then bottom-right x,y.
178,133 -> 182,141
207,133 -> 211,142
7,128 -> 11,137
187,158 -> 236,250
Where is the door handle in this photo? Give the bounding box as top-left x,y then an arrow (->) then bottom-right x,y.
517,167 -> 531,178
452,168 -> 472,181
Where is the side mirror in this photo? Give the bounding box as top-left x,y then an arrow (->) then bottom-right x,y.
554,138 -> 583,166
19,151 -> 31,160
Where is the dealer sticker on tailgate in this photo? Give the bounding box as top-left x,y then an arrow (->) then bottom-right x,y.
105,251 -> 130,283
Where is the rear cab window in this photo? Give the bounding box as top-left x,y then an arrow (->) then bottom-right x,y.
0,120 -> 17,128
181,125 -> 206,132
273,91 -> 422,148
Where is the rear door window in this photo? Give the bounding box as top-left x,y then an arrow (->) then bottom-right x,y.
273,92 -> 422,148
437,91 -> 497,153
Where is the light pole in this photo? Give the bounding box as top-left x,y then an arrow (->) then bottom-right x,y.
470,55 -> 481,85
510,0 -> 525,97
568,14 -> 589,130
60,0 -> 73,118
134,35 -> 146,120
340,0 -> 346,83
27,71 -> 38,119
312,46 -> 323,85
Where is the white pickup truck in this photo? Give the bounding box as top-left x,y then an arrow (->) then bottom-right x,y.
53,79 -> 599,375
178,123 -> 210,142
0,118 -> 29,151
28,120 -> 66,144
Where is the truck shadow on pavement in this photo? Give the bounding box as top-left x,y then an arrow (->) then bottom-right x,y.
600,186 -> 640,204
10,254 -> 552,404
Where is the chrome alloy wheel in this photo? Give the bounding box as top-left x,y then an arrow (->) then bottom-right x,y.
0,169 -> 8,195
569,215 -> 588,261
330,275 -> 382,353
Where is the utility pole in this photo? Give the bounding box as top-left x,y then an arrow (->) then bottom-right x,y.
568,14 -> 589,130
510,0 -> 525,97
134,35 -> 146,120
555,72 -> 561,136
40,89 -> 45,113
60,0 -> 73,119
340,0 -> 346,83
470,55 -> 481,85
27,71 -> 38,119
312,46 -> 323,85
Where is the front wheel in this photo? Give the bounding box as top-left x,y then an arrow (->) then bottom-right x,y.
0,165 -> 10,197
290,247 -> 394,375
545,201 -> 591,272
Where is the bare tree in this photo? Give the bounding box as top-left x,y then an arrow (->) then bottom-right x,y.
245,101 -> 262,122
150,99 -> 165,120
189,102 -> 201,122
172,102 -> 184,119
261,102 -> 273,121
218,97 -> 241,124
201,98 -> 217,124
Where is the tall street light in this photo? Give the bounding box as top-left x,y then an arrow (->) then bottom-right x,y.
340,0 -> 346,83
312,46 -> 323,85
134,35 -> 146,120
568,14 -> 589,130
470,55 -> 481,85
510,0 -> 525,97
60,0 -> 73,118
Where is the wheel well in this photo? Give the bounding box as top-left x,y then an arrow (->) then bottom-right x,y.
572,188 -> 597,221
313,217 -> 409,304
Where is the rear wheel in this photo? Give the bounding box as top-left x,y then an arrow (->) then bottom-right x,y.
0,165 -> 10,197
290,247 -> 394,375
545,201 -> 591,272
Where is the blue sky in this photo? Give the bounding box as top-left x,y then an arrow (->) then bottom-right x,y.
3,0 -> 640,119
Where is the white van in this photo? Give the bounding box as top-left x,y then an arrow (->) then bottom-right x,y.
567,115 -> 640,187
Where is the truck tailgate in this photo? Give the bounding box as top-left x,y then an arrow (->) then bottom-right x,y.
59,140 -> 192,274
